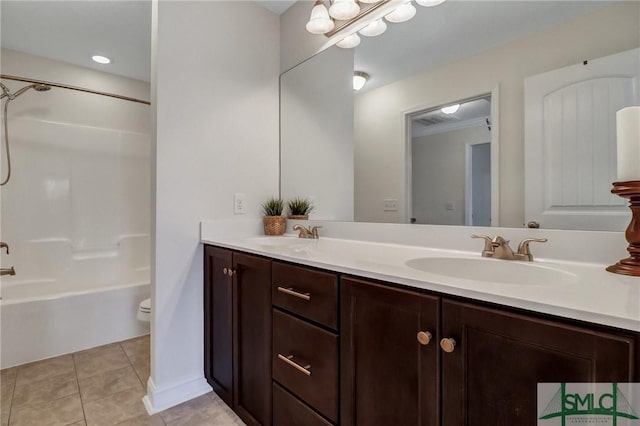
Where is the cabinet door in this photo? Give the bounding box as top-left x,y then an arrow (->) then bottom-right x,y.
341,277 -> 440,426
441,299 -> 636,426
204,246 -> 234,406
233,252 -> 272,426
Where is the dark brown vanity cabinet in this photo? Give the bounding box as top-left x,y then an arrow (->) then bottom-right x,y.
441,299 -> 636,425
341,277 -> 440,426
204,246 -> 272,426
271,262 -> 340,425
341,277 -> 637,426
205,246 -> 637,426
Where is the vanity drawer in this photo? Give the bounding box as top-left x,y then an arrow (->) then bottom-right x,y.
272,309 -> 338,422
272,262 -> 338,330
273,382 -> 333,426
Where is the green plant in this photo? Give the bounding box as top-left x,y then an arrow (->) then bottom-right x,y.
287,197 -> 314,216
261,197 -> 284,216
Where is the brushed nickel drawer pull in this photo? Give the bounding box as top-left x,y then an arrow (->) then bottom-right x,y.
277,354 -> 312,376
277,286 -> 311,301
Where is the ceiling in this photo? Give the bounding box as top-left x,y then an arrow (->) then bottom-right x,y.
411,96 -> 491,138
255,0 -> 297,15
0,1 -> 611,86
1,1 -> 152,82
354,1 -> 610,93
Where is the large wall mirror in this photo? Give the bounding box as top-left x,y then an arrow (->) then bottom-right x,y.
280,0 -> 640,231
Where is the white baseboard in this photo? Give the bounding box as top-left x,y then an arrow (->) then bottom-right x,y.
142,375 -> 212,415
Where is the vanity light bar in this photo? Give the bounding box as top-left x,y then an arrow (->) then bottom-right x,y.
305,0 -> 448,49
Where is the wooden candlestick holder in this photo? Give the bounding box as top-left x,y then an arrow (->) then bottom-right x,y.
607,181 -> 640,276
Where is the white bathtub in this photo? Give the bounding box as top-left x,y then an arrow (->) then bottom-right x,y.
0,234 -> 151,368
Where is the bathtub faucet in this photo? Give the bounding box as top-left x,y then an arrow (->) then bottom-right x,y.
0,267 -> 15,276
0,242 -> 8,254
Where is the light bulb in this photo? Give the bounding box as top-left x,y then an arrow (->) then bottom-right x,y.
306,1 -> 335,34
353,72 -> 369,91
441,104 -> 460,114
329,0 -> 360,21
336,33 -> 361,49
359,19 -> 387,37
416,0 -> 446,6
385,2 -> 416,23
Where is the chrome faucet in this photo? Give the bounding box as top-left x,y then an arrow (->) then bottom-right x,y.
0,267 -> 15,276
293,224 -> 322,239
471,235 -> 547,261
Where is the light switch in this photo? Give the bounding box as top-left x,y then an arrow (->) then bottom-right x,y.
234,193 -> 246,214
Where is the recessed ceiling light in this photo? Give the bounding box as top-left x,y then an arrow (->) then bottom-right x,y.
91,55 -> 111,64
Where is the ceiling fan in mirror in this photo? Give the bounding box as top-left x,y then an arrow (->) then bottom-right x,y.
306,0 -> 446,48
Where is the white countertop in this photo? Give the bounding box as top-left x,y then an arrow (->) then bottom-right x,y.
201,220 -> 640,332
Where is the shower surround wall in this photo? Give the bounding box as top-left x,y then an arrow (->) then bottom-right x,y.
0,49 -> 151,368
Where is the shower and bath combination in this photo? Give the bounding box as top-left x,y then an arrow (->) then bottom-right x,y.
0,81 -> 52,278
0,81 -> 52,186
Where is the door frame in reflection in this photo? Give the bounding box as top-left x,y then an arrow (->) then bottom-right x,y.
404,88 -> 500,226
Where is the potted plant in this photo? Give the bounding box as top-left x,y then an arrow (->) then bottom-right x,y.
287,197 -> 314,220
261,196 -> 286,235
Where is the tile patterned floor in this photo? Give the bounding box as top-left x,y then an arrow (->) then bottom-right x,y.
0,336 -> 244,426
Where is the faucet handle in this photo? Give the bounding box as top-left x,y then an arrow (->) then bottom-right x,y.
293,224 -> 311,238
0,242 -> 8,255
517,238 -> 548,260
311,226 -> 322,239
471,235 -> 493,252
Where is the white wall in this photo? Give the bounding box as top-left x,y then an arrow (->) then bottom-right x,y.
280,47 -> 354,221
280,0 -> 327,72
354,2 -> 640,227
412,125 -> 490,226
148,0 -> 280,413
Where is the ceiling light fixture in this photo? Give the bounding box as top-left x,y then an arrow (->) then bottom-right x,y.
337,33 -> 361,49
359,19 -> 387,37
415,0 -> 446,6
306,0 -> 447,48
91,55 -> 111,64
441,104 -> 460,114
385,2 -> 417,23
353,71 -> 369,91
329,0 -> 360,21
306,0 -> 335,34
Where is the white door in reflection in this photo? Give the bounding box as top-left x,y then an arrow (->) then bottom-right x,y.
525,48 -> 639,231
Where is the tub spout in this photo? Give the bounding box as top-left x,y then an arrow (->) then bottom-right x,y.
0,267 -> 15,276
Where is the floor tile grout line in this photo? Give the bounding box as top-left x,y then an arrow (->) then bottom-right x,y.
6,373 -> 17,426
71,352 -> 88,426
121,342 -> 149,394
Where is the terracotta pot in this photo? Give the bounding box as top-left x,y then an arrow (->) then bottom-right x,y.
263,216 -> 286,235
288,215 -> 309,220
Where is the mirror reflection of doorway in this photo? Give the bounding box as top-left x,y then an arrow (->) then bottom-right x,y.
409,94 -> 492,225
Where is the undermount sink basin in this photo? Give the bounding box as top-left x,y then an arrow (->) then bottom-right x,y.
405,257 -> 578,286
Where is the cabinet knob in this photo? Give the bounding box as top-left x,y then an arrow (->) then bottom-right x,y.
440,338 -> 456,353
228,269 -> 235,277
417,331 -> 432,345
223,267 -> 228,275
